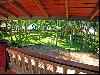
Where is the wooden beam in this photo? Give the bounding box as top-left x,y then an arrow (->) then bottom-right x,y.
11,1 -> 33,18
90,2 -> 99,21
0,4 -> 18,18
0,0 -> 6,3
4,0 -> 26,16
32,0 -> 49,19
65,0 -> 69,19
0,13 -> 8,18
4,0 -> 32,18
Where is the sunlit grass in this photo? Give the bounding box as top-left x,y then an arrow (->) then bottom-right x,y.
3,33 -> 81,51
2,31 -> 96,54
30,39 -> 38,44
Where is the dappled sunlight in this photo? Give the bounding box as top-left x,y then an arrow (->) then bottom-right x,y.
67,69 -> 75,74
59,51 -> 99,66
21,44 -> 99,67
41,37 -> 51,43
30,39 -> 38,44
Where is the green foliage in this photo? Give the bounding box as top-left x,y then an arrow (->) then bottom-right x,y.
0,20 -> 99,55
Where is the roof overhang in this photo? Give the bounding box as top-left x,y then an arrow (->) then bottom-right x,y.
0,0 -> 99,21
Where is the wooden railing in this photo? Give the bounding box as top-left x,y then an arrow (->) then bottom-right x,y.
6,47 -> 99,74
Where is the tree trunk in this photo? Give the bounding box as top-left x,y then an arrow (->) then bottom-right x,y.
24,23 -> 27,44
39,33 -> 41,42
85,22 -> 90,42
70,34 -> 72,43
38,20 -> 41,42
55,32 -> 58,46
14,25 -> 17,41
5,20 -> 8,34
10,24 -> 13,42
55,20 -> 58,46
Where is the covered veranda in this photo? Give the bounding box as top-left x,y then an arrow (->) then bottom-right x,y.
0,0 -> 99,74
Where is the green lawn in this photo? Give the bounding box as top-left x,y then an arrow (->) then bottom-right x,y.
2,31 -> 97,54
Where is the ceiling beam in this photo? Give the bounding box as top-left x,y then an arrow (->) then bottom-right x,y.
4,0 -> 26,16
0,13 -> 8,18
90,2 -> 99,21
4,0 -> 32,18
0,4 -> 18,18
65,0 -> 69,19
32,0 -> 49,19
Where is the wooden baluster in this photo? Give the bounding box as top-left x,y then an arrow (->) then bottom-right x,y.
16,54 -> 19,73
44,62 -> 47,74
14,54 -> 17,71
18,55 -> 22,73
9,52 -> 14,69
9,52 -> 13,69
29,58 -> 32,74
35,59 -> 39,74
21,55 -> 25,74
20,61 -> 23,72
25,57 -> 30,73
63,66 -> 67,74
12,54 -> 15,69
53,64 -> 57,74
19,56 -> 22,73
17,54 -> 22,73
39,60 -> 45,74
9,53 -> 12,64
75,68 -> 80,74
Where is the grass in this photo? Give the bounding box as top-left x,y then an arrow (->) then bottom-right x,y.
2,31 -> 98,55
4,35 -> 79,51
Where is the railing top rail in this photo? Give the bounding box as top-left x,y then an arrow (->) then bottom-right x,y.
6,47 -> 99,73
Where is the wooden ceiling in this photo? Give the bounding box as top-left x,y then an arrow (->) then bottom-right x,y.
0,0 -> 99,21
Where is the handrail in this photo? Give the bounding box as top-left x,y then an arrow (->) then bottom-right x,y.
6,47 -> 99,74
